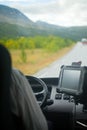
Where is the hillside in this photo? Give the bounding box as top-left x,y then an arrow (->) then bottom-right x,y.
0,4 -> 87,41
0,5 -> 34,27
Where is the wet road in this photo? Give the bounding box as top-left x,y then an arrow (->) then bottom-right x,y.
34,42 -> 87,78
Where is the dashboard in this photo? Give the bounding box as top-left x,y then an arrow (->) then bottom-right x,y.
26,76 -> 87,130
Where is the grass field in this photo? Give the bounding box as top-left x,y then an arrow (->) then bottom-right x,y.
10,45 -> 74,75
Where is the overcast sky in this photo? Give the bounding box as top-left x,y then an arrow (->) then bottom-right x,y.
0,0 -> 87,27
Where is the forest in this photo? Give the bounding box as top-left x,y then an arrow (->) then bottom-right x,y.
0,35 -> 75,74
1,35 -> 75,52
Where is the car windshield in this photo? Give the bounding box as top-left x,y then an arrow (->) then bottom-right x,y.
0,0 -> 87,78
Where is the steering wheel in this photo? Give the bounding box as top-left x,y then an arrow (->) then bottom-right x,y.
27,75 -> 48,108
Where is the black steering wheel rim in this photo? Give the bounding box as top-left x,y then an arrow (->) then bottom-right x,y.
27,75 -> 48,108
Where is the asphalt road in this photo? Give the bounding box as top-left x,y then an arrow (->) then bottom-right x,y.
34,42 -> 87,78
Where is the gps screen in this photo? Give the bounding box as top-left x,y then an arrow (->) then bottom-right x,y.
61,69 -> 81,91
58,66 -> 84,95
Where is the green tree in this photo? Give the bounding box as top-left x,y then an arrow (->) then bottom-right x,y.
20,48 -> 27,63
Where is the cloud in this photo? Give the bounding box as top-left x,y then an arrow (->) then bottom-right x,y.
1,0 -> 87,26
23,0 -> 87,26
0,0 -> 29,1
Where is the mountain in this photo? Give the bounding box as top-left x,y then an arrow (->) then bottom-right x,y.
0,5 -> 34,27
0,4 -> 87,41
35,21 -> 87,41
36,20 -> 65,29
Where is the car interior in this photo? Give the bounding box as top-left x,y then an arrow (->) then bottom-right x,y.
0,1 -> 87,130
26,62 -> 87,130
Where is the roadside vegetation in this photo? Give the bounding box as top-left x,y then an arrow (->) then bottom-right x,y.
0,35 -> 75,74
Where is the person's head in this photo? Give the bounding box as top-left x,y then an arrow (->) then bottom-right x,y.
0,44 -> 12,129
0,44 -> 12,85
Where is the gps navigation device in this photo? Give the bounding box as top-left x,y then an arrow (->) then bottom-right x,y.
58,65 -> 85,96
